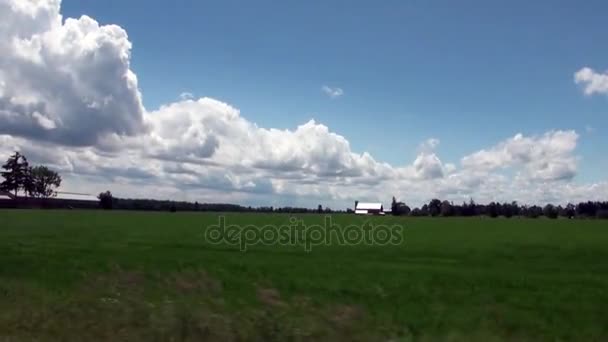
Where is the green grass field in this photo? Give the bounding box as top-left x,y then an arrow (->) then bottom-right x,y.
1,210 -> 607,341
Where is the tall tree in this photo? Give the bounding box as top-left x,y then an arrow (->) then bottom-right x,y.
28,166 -> 62,198
543,204 -> 558,219
98,191 -> 114,210
428,199 -> 442,217
440,200 -> 454,217
487,202 -> 499,218
394,202 -> 411,216
0,152 -> 30,198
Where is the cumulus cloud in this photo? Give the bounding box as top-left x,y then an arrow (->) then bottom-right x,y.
146,98 -> 386,179
0,0 -> 146,146
321,85 -> 344,98
412,153 -> 444,180
461,131 -> 578,181
575,67 -> 608,96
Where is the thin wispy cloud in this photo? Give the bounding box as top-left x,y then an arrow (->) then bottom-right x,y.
179,92 -> 195,101
321,85 -> 344,99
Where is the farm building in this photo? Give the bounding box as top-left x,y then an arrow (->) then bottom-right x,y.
354,202 -> 385,215
0,191 -> 13,200
0,191 -> 14,208
0,191 -> 99,209
54,192 -> 99,203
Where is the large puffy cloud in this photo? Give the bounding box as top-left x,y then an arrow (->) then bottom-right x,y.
0,0 -> 146,145
145,98 -> 390,179
0,0 -> 606,208
411,138 -> 446,180
461,131 -> 578,181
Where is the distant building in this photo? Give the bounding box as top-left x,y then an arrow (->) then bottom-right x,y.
0,191 -> 98,209
354,202 -> 385,215
0,190 -> 13,202
53,192 -> 99,202
0,190 -> 15,208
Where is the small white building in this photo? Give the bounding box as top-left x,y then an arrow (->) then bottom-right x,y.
354,202 -> 385,215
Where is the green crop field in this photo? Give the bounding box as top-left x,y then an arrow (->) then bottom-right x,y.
1,210 -> 607,341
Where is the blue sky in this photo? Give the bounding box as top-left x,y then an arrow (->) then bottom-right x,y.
1,0 -> 607,207
60,0 -> 608,181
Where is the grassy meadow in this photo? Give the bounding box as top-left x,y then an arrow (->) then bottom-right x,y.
1,210 -> 607,341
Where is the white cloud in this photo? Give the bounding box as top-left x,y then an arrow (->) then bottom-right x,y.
145,98 -> 386,179
0,0 -> 147,146
418,138 -> 440,153
461,131 -> 578,181
0,0 -> 605,208
321,85 -> 344,99
412,153 -> 444,180
179,92 -> 194,101
575,67 -> 608,96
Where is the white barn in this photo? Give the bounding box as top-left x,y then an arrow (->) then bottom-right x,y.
354,202 -> 385,215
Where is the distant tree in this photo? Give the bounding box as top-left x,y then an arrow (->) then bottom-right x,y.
411,208 -> 423,216
27,166 -> 61,198
440,200 -> 454,217
390,197 -> 410,216
428,199 -> 442,217
487,202 -> 499,218
98,191 -> 114,210
317,204 -> 323,214
576,201 -> 598,218
502,202 -> 514,218
393,202 -> 411,216
510,201 -> 521,217
459,198 -> 476,216
503,206 -> 513,218
528,205 -> 543,218
543,204 -> 558,219
169,203 -> 177,212
0,152 -> 30,198
560,203 -> 575,219
420,204 -> 430,216
597,210 -> 608,219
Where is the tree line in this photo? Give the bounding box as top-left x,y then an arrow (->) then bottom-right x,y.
391,197 -> 608,219
97,190 -> 334,213
0,152 -> 61,198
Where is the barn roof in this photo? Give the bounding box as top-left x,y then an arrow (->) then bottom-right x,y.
54,192 -> 98,201
0,191 -> 13,200
356,202 -> 383,210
